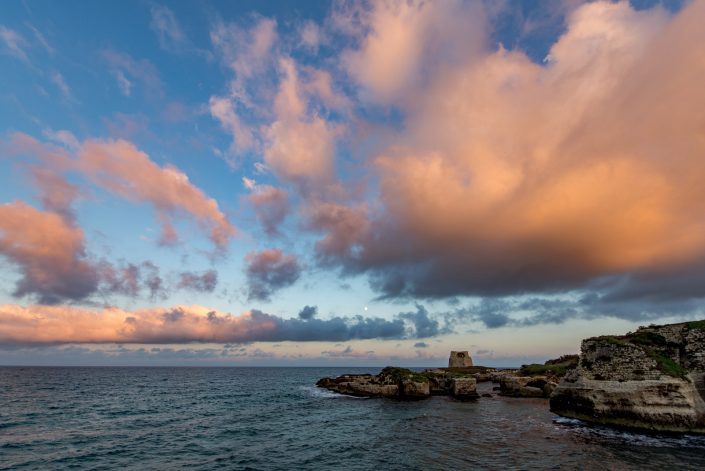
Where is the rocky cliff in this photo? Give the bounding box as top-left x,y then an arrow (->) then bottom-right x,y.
550,321 -> 705,433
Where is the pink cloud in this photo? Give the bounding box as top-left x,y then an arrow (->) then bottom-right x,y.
246,184 -> 289,236
6,133 -> 236,252
0,202 -> 98,304
0,303 -> 408,344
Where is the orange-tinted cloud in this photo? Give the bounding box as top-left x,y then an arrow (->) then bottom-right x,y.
77,139 -> 236,251
6,133 -> 236,252
0,304 -> 408,345
0,202 -> 98,303
264,58 -> 340,192
324,0 -> 705,299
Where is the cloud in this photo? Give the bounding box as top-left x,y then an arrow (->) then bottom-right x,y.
342,0 -> 486,103
264,58 -> 340,192
0,25 -> 29,62
26,23 -> 54,55
209,95 -> 256,155
50,71 -> 75,102
77,138 -> 236,251
246,184 -> 289,236
0,202 -> 98,304
298,305 -> 317,320
321,345 -> 377,358
177,270 -> 218,293
150,4 -> 188,53
208,17 -> 278,156
211,16 -> 277,87
103,50 -> 163,98
299,21 -> 321,51
245,249 -> 301,301
29,165 -> 79,223
309,0 -> 705,306
6,133 -> 236,252
414,341 -> 429,348
0,304 -> 408,345
399,304 -> 444,338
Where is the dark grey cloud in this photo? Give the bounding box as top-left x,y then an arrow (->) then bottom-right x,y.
399,304 -> 445,338
414,341 -> 429,348
177,269 -> 218,292
248,310 -> 405,342
245,249 -> 301,301
298,305 -> 317,320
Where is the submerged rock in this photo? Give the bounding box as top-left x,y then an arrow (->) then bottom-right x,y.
550,320 -> 705,433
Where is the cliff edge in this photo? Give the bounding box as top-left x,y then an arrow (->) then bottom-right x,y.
550,321 -> 705,433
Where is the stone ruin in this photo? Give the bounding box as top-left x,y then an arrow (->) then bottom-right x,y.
449,351 -> 473,368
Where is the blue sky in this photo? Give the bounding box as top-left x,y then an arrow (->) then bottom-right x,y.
1,0 -> 704,366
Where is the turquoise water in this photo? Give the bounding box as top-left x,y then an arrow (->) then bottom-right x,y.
1,367 -> 704,470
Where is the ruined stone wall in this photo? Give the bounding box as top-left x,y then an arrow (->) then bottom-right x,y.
579,340 -> 661,381
685,328 -> 705,372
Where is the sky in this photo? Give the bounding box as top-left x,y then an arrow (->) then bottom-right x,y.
0,0 -> 703,367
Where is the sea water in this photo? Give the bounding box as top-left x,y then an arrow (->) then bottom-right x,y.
1,367 -> 705,470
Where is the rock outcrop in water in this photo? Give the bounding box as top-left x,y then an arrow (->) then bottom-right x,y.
497,355 -> 578,398
316,366 -> 489,400
550,321 -> 705,433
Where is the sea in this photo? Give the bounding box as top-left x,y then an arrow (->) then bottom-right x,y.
1,367 -> 705,470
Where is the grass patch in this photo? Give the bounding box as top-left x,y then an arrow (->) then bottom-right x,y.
652,353 -> 688,378
687,320 -> 705,331
519,355 -> 579,377
589,333 -> 687,379
379,366 -> 428,383
627,331 -> 668,348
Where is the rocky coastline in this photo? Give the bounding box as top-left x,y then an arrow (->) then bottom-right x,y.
550,321 -> 705,433
316,320 -> 705,434
316,351 -> 575,400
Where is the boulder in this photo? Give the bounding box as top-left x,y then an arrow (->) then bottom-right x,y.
499,375 -> 553,398
451,377 -> 478,399
401,379 -> 431,399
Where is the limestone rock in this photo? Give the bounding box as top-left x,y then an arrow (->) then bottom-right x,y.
550,320 -> 705,433
451,377 -> 479,399
316,365 -> 492,400
499,375 -> 553,398
449,351 -> 473,368
401,379 -> 431,398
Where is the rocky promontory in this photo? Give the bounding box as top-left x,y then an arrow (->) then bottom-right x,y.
317,366 -> 493,400
550,321 -> 705,433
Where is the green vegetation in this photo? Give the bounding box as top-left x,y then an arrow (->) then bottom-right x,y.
379,366 -> 428,383
590,332 -> 687,379
627,331 -> 668,348
687,320 -> 705,331
652,353 -> 688,378
519,354 -> 579,377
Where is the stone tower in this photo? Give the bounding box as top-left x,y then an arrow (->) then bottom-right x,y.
448,351 -> 473,368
